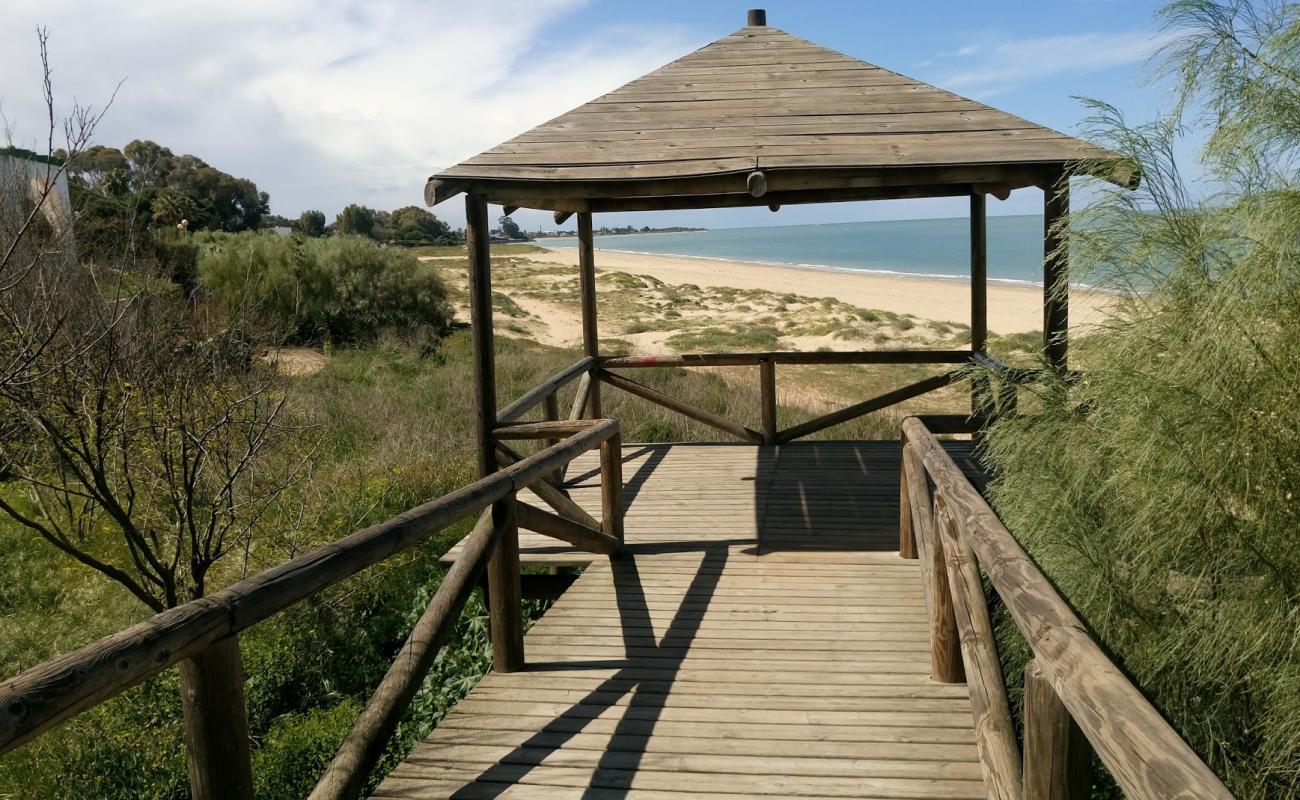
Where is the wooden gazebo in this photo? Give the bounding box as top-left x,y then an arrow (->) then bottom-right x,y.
428,8 -> 1131,393
427,9 -> 1132,496
418,0 -> 1138,702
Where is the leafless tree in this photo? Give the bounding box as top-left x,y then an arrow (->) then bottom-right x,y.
1,27 -> 119,394
0,30 -> 308,791
1,29 -> 302,608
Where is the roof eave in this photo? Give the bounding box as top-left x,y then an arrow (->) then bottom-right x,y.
425,157 -> 1135,211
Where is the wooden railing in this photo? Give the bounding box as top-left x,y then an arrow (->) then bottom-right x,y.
0,360 -> 626,800
599,347 -> 973,444
899,416 -> 1234,800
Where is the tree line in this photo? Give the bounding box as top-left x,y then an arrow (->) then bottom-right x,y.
61,140 -> 461,251
270,204 -> 462,246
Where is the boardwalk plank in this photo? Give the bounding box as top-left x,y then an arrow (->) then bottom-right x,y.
379,442 -> 986,798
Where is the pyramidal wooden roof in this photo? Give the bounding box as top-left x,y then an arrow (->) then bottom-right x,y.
427,17 -> 1131,211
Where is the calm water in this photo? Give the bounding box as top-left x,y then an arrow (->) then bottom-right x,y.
544,214 -> 1047,285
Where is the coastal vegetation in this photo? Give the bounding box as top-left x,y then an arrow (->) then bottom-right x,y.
981,2 -> 1300,796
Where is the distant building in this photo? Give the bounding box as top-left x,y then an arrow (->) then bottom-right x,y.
1,147 -> 74,251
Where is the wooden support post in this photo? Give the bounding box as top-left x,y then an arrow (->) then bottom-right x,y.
466,193 -> 523,673
486,495 -> 523,672
971,190 -> 990,430
1043,172 -> 1069,371
1024,660 -> 1092,800
899,434 -> 917,559
564,372 -> 594,481
543,392 -> 561,484
970,192 -> 988,353
600,431 -> 624,543
760,359 -> 777,446
178,637 -> 254,800
466,194 -> 498,479
577,212 -> 602,418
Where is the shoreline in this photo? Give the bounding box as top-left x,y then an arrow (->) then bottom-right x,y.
541,242 -> 1061,289
528,244 -> 1115,334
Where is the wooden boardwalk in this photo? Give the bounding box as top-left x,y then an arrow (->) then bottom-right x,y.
378,441 -> 988,799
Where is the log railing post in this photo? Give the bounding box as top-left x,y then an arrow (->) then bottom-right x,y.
760,359 -> 777,446
903,443 -> 961,680
486,494 -> 523,672
899,434 -> 917,559
936,493 -> 1024,800
1024,659 -> 1092,800
178,636 -> 254,800
577,212 -> 602,418
600,431 -> 624,543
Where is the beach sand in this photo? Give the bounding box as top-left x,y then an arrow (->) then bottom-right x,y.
528,245 -> 1113,335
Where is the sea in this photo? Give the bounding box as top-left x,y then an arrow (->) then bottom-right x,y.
543,214 -> 1048,286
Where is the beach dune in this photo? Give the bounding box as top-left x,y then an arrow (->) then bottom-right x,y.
530,245 -> 1112,336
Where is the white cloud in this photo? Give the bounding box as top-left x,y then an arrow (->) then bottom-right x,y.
936,30 -> 1177,98
0,1 -> 696,225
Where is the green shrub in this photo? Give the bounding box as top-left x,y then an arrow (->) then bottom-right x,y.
253,701 -> 360,800
0,677 -> 188,800
198,233 -> 453,347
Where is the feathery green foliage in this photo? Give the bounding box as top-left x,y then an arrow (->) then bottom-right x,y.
982,3 -> 1300,795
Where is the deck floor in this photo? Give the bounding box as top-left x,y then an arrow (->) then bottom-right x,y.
377,441 -> 987,799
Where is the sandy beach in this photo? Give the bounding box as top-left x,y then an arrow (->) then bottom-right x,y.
528,245 -> 1112,335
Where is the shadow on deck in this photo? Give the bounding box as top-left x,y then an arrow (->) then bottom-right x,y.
444,440 -> 985,567
394,441 -> 988,799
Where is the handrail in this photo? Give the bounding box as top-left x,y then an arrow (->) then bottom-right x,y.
900,416 -> 1234,800
497,356 -> 595,424
492,418 -> 604,439
602,348 -> 972,368
598,348 -> 971,445
0,419 -> 620,756
308,506 -> 502,800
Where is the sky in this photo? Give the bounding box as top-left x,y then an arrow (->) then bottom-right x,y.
0,1 -> 1181,232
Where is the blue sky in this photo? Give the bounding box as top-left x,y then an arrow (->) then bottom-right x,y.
1,1 -> 1179,231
